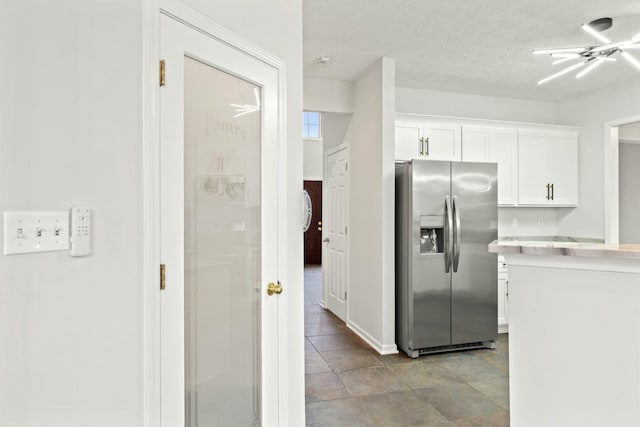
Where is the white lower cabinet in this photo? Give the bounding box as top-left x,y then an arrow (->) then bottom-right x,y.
498,258 -> 509,333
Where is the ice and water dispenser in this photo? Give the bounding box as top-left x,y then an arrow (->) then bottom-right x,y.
419,215 -> 445,254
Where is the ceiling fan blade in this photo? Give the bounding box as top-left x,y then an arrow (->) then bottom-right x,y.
538,60 -> 589,85
576,58 -> 607,78
633,33 -> 640,42
590,41 -> 625,52
582,23 -> 612,44
621,51 -> 640,71
621,44 -> 640,50
533,47 -> 586,55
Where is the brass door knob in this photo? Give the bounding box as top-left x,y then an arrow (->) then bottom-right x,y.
318,227 -> 322,231
266,282 -> 283,296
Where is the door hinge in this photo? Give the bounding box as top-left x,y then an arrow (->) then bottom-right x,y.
345,162 -> 348,171
159,59 -> 166,87
160,264 -> 166,290
344,291 -> 347,300
345,226 -> 348,235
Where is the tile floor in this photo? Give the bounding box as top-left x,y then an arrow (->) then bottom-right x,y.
304,266 -> 510,427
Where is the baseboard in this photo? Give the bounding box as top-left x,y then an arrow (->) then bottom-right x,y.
498,324 -> 509,334
346,320 -> 398,355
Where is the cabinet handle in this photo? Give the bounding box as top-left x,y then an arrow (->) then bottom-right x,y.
546,183 -> 550,200
419,137 -> 424,155
425,137 -> 429,156
551,183 -> 554,201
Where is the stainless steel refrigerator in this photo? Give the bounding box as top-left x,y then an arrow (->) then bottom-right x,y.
395,159 -> 498,358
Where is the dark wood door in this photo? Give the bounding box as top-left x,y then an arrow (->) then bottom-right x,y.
304,180 -> 323,265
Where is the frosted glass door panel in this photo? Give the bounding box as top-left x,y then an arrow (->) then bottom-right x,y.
184,56 -> 262,427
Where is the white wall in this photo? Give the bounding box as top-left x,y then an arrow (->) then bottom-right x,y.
322,113 -> 353,151
556,79 -> 640,239
619,122 -> 640,141
397,87 -> 558,124
346,58 -> 397,355
0,1 -> 303,426
303,139 -> 323,180
304,77 -> 354,113
498,208 -> 558,237
619,142 -> 640,244
0,2 -> 142,425
303,78 -> 355,181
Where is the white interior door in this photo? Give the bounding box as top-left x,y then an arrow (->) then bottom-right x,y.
323,146 -> 349,321
160,14 -> 280,427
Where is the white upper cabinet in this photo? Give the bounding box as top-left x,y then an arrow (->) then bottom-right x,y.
395,116 -> 461,161
462,126 -> 518,206
395,118 -> 424,161
489,129 -> 519,206
461,127 -> 490,162
396,114 -> 579,207
423,122 -> 462,161
518,130 -> 578,206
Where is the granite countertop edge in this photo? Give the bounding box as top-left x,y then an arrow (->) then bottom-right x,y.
489,236 -> 640,260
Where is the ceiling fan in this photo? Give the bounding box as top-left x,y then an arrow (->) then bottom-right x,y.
533,17 -> 640,85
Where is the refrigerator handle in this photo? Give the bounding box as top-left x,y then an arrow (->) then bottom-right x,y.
452,196 -> 461,272
444,196 -> 453,273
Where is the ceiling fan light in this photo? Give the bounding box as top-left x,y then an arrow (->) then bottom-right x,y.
621,51 -> 640,71
552,56 -> 580,65
582,23 -> 612,44
533,47 -> 585,55
538,60 -> 588,85
576,58 -> 605,78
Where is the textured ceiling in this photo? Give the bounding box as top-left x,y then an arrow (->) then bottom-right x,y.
303,0 -> 640,101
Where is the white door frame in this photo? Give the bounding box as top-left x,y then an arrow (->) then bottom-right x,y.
322,142 -> 350,320
603,114 -> 640,244
141,1 -> 290,425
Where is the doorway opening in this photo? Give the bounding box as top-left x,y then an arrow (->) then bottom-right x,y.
618,121 -> 640,244
604,114 -> 640,243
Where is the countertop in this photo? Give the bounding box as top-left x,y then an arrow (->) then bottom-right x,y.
488,236 -> 640,260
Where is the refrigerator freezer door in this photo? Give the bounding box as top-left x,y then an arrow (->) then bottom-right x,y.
450,161 -> 498,345
410,160 -> 452,349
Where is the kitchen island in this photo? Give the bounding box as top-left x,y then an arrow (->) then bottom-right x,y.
489,239 -> 640,427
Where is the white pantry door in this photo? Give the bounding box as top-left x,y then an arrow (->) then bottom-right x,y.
324,146 -> 349,321
159,14 -> 281,427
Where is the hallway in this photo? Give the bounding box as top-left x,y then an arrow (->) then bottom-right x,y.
304,266 -> 510,426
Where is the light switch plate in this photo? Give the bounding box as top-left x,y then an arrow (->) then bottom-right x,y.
3,211 -> 70,255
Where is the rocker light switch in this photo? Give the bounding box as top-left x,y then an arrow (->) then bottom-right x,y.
3,211 -> 70,255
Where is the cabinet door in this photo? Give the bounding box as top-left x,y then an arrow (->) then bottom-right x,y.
423,122 -> 461,161
517,132 -> 549,205
547,133 -> 578,206
461,126 -> 490,162
395,120 -> 423,161
489,128 -> 518,206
